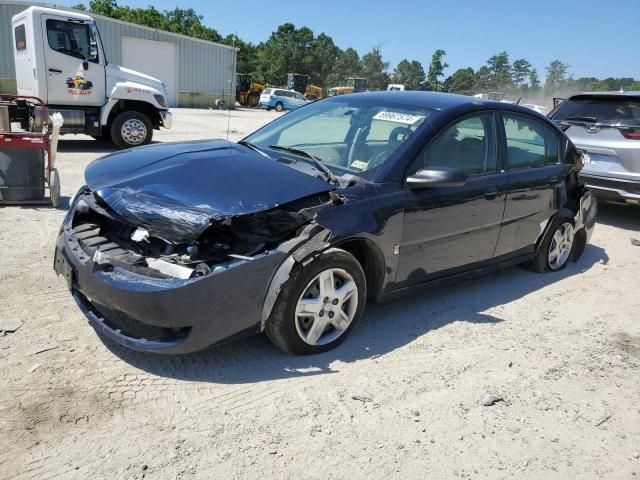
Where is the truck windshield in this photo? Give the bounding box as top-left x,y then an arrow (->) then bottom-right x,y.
243,97 -> 434,179
46,19 -> 96,61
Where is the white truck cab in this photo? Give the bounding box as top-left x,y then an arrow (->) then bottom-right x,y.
11,6 -> 172,149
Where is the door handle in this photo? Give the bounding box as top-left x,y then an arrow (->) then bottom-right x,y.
548,175 -> 559,184
484,186 -> 498,199
48,68 -> 62,73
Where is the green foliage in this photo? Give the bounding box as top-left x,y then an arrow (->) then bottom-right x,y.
544,60 -> 570,91
446,68 -> 477,94
512,58 -> 532,88
426,49 -> 448,91
393,60 -> 426,90
486,51 -> 512,90
360,46 -> 390,91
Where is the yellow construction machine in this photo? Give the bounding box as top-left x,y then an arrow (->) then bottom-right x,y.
327,77 -> 368,96
236,74 -> 265,107
286,73 -> 324,100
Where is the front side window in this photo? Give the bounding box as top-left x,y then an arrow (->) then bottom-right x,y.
503,114 -> 558,168
46,19 -> 96,61
408,113 -> 497,176
14,24 -> 26,51
244,97 -> 433,178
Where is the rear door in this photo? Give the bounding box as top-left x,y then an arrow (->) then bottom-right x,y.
494,112 -> 567,257
41,14 -> 105,106
396,112 -> 508,285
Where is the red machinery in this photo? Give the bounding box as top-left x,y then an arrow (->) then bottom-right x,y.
0,95 -> 61,207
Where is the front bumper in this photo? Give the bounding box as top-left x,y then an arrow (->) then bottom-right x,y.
160,110 -> 172,129
53,218 -> 286,354
581,174 -> 640,204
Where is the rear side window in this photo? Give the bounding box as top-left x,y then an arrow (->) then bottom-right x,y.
409,113 -> 497,176
14,24 -> 26,51
553,96 -> 640,126
502,114 -> 558,168
274,90 -> 287,97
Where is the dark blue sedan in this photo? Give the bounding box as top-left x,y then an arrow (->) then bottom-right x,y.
55,92 -> 596,355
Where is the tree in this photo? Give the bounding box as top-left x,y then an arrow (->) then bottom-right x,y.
393,59 -> 426,90
309,33 -> 340,87
512,58 -> 532,88
326,48 -> 361,88
529,68 -> 540,90
475,66 -> 492,92
446,68 -> 477,94
360,46 -> 390,91
425,49 -> 448,91
253,23 -> 315,85
545,60 -> 569,91
487,51 -> 512,90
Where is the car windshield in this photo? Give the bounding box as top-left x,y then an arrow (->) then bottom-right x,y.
553,96 -> 640,126
243,97 -> 433,179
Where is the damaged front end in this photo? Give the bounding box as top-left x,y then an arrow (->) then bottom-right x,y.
54,187 -> 334,353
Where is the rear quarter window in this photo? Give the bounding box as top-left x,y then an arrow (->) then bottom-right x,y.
14,24 -> 26,51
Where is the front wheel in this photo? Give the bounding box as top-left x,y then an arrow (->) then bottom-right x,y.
529,217 -> 576,273
110,111 -> 153,149
265,248 -> 366,355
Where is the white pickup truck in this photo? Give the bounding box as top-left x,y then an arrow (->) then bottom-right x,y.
11,6 -> 172,149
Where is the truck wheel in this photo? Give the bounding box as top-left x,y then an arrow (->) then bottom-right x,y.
110,111 -> 153,149
248,93 -> 260,107
275,102 -> 284,112
265,248 -> 366,355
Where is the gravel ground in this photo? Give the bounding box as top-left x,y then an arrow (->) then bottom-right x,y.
1,108 -> 639,480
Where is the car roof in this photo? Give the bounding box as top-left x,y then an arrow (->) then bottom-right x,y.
568,91 -> 640,99
324,91 -> 539,115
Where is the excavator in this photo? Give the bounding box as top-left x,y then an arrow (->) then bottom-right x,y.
286,73 -> 324,101
327,77 -> 368,96
236,74 -> 265,107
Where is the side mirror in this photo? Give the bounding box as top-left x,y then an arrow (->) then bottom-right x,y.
88,42 -> 98,60
406,166 -> 466,189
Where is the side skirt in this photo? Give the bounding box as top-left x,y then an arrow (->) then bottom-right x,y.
376,253 -> 535,303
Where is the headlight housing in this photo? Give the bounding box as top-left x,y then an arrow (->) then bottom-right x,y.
154,94 -> 167,108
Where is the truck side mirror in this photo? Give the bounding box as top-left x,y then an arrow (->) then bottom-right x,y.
88,42 -> 98,60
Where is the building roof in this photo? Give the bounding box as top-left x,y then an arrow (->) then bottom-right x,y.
2,0 -> 238,51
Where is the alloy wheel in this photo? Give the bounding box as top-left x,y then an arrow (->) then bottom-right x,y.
548,222 -> 574,270
294,268 -> 359,346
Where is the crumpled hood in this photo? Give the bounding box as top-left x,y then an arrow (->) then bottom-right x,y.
84,140 -> 332,243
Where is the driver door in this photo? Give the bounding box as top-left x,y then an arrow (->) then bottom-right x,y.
396,112 -> 507,286
41,14 -> 105,106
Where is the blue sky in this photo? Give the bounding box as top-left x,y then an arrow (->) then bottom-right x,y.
55,0 -> 640,79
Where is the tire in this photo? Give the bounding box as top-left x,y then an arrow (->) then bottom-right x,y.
49,168 -> 60,209
110,111 -> 153,150
248,93 -> 260,107
528,217 -> 576,273
265,248 -> 367,355
275,102 -> 284,112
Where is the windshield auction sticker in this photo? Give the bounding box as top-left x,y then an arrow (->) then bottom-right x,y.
373,111 -> 424,125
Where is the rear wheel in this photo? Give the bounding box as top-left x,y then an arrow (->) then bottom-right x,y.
529,217 -> 576,272
110,111 -> 153,150
275,102 -> 284,112
265,248 -> 366,355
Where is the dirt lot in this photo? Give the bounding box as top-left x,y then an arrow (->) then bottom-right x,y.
1,108 -> 639,480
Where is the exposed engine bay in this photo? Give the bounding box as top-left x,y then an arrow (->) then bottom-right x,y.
70,189 -> 333,280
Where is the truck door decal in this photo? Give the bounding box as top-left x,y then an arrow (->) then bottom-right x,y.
65,73 -> 93,95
